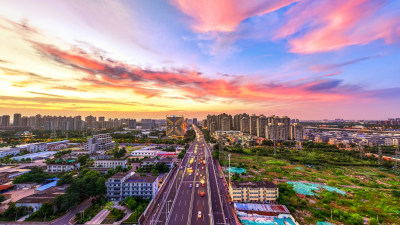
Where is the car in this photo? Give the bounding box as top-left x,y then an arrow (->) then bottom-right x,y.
196,183 -> 199,188
198,211 -> 202,218
199,191 -> 205,197
189,173 -> 192,176
202,183 -> 205,187
190,184 -> 192,188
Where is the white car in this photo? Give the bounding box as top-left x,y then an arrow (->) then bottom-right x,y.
198,211 -> 202,218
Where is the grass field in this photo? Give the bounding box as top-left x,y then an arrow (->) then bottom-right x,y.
222,147 -> 400,224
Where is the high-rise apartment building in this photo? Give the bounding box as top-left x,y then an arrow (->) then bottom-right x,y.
128,119 -> 137,129
257,115 -> 267,138
166,115 -> 185,138
221,117 -> 231,131
240,116 -> 250,134
85,115 -> 96,128
1,115 -> 10,127
289,123 -> 304,141
141,119 -> 155,129
265,116 -> 291,141
13,113 -> 21,127
193,118 -> 198,126
249,114 -> 258,136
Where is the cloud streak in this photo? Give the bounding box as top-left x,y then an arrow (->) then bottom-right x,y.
170,0 -> 298,33
31,42 -> 361,104
277,0 -> 400,53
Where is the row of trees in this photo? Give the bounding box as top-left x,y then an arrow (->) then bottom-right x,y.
13,167 -> 53,184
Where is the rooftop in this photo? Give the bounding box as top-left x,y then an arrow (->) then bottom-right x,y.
17,185 -> 68,204
95,159 -> 127,162
231,181 -> 277,189
125,174 -> 160,183
109,172 -> 129,179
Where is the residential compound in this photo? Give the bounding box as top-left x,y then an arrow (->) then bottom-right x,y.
0,140 -> 69,158
166,115 -> 185,139
229,181 -> 279,203
0,113 -> 166,131
206,113 -> 303,141
84,133 -> 115,154
106,172 -> 162,201
305,128 -> 400,147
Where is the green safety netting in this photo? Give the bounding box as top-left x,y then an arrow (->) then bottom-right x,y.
287,181 -> 346,196
240,217 -> 296,225
227,167 -> 246,174
316,222 -> 334,225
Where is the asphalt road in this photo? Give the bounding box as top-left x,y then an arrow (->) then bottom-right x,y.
144,140 -> 196,225
143,126 -> 238,225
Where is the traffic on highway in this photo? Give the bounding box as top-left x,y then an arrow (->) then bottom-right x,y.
144,126 -> 237,225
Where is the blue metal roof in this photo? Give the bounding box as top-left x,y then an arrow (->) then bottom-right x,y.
36,180 -> 57,191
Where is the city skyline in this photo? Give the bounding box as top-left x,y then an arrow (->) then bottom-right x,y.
1,0 -> 400,120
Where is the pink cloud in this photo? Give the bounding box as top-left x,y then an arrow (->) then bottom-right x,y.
170,0 -> 298,33
277,0 -> 400,53
33,43 -> 352,103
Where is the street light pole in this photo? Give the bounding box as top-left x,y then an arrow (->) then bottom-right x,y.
228,154 -> 231,187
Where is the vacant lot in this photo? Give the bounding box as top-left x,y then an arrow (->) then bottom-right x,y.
222,147 -> 400,224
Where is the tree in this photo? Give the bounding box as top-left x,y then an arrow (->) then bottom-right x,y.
0,195 -> 5,202
125,197 -> 138,210
262,140 -> 274,146
78,154 -> 90,166
57,173 -> 74,186
27,202 -> 53,221
212,150 -> 219,159
13,166 -> 52,184
369,217 -> 379,225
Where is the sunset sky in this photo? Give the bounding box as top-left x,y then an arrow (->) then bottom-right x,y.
1,0 -> 400,120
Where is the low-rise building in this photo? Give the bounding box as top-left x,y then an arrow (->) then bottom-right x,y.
94,159 -> 127,169
47,163 -> 80,173
106,172 -> 162,201
16,185 -> 68,212
229,181 -> 279,203
90,154 -> 112,160
16,182 -> 38,189
130,150 -> 158,157
0,147 -> 21,158
141,158 -> 175,170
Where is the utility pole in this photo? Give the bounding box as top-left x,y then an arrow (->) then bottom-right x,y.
228,154 -> 231,187
358,146 -> 364,160
378,146 -> 382,165
50,128 -> 57,139
274,125 -> 277,155
395,145 -> 399,170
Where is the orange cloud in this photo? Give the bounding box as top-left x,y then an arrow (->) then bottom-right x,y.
33,42 -> 354,103
170,0 -> 298,32
277,0 -> 400,53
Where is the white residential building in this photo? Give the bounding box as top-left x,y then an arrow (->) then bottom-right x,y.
94,159 -> 127,169
106,172 -> 161,201
130,150 -> 158,157
0,147 -> 21,158
0,140 -> 70,158
47,163 -> 81,173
